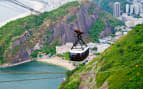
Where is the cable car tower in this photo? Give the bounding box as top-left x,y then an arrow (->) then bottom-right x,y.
70,29 -> 89,61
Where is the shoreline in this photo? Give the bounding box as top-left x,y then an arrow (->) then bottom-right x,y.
0,60 -> 32,68
0,57 -> 76,70
36,57 -> 76,70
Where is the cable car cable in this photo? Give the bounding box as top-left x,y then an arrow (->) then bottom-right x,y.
0,71 -> 66,75
0,76 -> 65,83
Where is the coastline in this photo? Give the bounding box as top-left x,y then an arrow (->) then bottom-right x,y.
0,60 -> 31,68
0,57 -> 76,70
36,57 -> 76,70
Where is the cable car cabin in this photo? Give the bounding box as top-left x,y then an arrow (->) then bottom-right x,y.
70,46 -> 89,61
70,29 -> 89,61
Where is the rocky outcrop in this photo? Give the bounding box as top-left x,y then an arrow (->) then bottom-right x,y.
4,31 -> 33,63
49,2 -> 115,44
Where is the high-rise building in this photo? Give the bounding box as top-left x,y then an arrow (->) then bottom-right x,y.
113,2 -> 121,17
126,4 -> 130,14
139,3 -> 143,13
130,5 -> 134,14
134,4 -> 140,15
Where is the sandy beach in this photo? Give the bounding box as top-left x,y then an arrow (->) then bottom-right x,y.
36,56 -> 76,70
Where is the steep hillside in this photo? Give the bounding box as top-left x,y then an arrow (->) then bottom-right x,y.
0,1 -> 122,64
94,0 -> 128,13
59,24 -> 143,89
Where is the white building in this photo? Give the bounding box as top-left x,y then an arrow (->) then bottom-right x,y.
130,5 -> 134,14
126,4 -> 130,14
128,0 -> 143,16
113,2 -> 121,17
134,3 -> 140,15
56,43 -> 73,54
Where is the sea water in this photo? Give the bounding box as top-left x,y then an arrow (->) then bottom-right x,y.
0,61 -> 67,89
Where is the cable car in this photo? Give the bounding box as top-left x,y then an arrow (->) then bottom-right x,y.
70,29 -> 89,61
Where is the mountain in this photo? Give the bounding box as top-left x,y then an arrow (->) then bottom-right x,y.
0,1 -> 122,64
94,0 -> 128,13
59,24 -> 143,89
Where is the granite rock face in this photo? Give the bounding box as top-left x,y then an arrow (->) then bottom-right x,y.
4,31 -> 33,63
49,2 -> 114,44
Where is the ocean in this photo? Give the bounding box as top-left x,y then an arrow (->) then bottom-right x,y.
0,61 -> 67,89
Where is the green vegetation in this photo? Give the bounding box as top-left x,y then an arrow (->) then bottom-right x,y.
30,50 -> 40,58
60,24 -> 143,89
59,63 -> 85,89
68,15 -> 77,23
88,19 -> 105,42
57,52 -> 70,60
106,18 -> 123,28
92,47 -> 97,51
95,53 -> 101,55
0,14 -> 44,61
89,5 -> 95,15
95,24 -> 143,89
98,11 -> 124,27
108,34 -> 116,37
133,15 -> 142,18
31,42 -> 60,58
88,11 -> 123,43
44,1 -> 79,21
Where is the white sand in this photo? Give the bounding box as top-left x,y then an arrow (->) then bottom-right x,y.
36,57 -> 76,70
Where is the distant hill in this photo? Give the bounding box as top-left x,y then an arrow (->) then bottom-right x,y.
94,0 -> 128,13
0,1 -> 122,64
59,24 -> 143,89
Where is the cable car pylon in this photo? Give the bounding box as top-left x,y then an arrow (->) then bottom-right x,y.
70,29 -> 89,61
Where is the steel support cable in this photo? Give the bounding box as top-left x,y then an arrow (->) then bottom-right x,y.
0,71 -> 66,75
0,78 -> 143,85
0,76 -> 65,83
